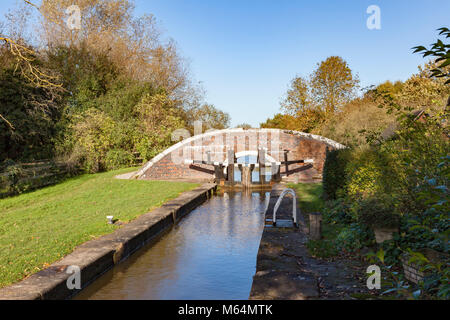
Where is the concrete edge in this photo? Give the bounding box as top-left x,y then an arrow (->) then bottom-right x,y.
0,183 -> 217,300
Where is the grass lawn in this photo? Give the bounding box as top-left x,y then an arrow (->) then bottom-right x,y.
0,168 -> 199,288
289,182 -> 324,214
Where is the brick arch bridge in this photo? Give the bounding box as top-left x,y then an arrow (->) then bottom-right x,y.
133,128 -> 345,183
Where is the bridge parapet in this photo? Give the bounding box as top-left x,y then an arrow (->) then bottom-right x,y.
134,129 -> 345,182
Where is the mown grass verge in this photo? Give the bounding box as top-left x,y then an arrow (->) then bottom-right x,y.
0,168 -> 199,288
289,182 -> 324,214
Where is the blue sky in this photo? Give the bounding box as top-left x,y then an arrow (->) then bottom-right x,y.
2,0 -> 450,127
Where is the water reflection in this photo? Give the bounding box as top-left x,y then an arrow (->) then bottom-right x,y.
75,191 -> 269,300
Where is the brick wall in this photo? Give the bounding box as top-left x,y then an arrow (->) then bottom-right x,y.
136,129 -> 344,182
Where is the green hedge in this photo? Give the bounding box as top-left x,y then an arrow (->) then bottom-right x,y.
322,148 -> 350,200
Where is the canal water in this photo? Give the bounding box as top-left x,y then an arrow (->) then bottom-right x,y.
75,190 -> 270,300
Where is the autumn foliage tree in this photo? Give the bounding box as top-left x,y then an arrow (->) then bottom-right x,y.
281,76 -> 314,116
264,56 -> 358,133
310,56 -> 359,115
413,27 -> 450,108
0,0 -> 230,170
39,0 -> 189,95
186,104 -> 230,132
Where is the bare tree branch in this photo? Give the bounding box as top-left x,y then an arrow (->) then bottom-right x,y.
0,0 -> 62,128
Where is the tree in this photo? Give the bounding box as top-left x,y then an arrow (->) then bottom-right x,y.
0,0 -> 61,89
371,80 -> 404,100
397,62 -> 450,109
0,0 -> 62,128
40,0 -> 189,96
68,108 -> 117,173
0,0 -> 230,169
294,108 -> 326,133
236,123 -> 252,129
275,56 -> 358,133
413,27 -> 450,85
281,76 -> 314,116
260,114 -> 298,130
413,27 -> 450,108
310,56 -> 359,115
134,93 -> 186,161
186,104 -> 230,132
0,61 -> 62,161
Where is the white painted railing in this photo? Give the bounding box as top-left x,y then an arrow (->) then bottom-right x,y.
273,189 -> 297,227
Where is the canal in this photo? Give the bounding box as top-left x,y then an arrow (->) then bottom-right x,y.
75,190 -> 270,300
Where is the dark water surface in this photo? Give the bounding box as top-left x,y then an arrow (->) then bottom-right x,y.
75,191 -> 269,300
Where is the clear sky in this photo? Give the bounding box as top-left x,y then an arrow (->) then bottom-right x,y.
2,0 -> 450,127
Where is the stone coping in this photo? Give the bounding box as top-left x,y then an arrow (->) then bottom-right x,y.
0,183 -> 217,300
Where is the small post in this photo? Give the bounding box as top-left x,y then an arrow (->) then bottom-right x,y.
258,148 -> 266,164
214,165 -> 225,182
258,148 -> 266,185
271,162 -> 277,179
250,164 -> 255,186
284,150 -> 289,176
206,151 -> 212,165
227,149 -> 235,185
309,213 -> 322,240
272,163 -> 281,182
241,165 -> 252,188
260,168 -> 266,185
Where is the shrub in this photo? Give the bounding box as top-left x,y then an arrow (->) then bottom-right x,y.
335,224 -> 366,252
357,197 -> 400,229
344,147 -> 399,200
403,156 -> 450,253
62,92 -> 188,173
105,149 -> 134,171
322,198 -> 355,224
322,148 -> 350,200
68,108 -> 116,173
134,93 -> 186,162
317,95 -> 394,147
0,163 -> 24,195
379,112 -> 449,216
